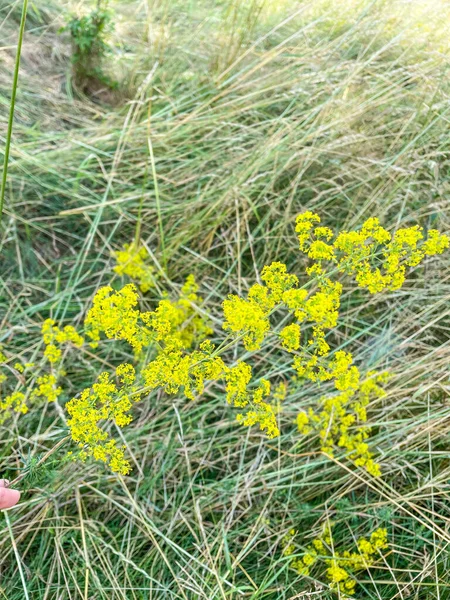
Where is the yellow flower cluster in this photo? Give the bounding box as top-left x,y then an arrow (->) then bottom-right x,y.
272,212 -> 445,474
297,371 -> 387,476
0,349 -> 61,424
42,319 -> 84,364
43,212 -> 447,474
86,276 -> 212,354
154,274 -> 213,349
143,347 -> 279,437
142,339 -> 226,400
290,280 -> 343,381
0,391 -> 27,425
223,262 -> 298,351
30,374 -> 62,403
325,527 -> 388,596
223,363 -> 279,436
235,375 -> 279,438
280,323 -> 300,351
338,527 -> 389,570
287,523 -> 333,577
75,276 -> 221,471
85,284 -> 148,351
296,212 -> 449,293
222,295 -> 270,351
113,242 -> 155,292
283,523 -> 388,597
66,365 -> 140,474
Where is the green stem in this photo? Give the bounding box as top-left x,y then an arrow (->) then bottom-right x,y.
147,103 -> 166,271
0,0 -> 28,225
5,512 -> 30,600
134,165 -> 148,246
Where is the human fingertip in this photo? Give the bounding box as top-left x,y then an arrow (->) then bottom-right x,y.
0,488 -> 20,510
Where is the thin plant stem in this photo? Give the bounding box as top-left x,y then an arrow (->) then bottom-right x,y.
5,511 -> 30,600
134,164 -> 148,246
147,102 -> 166,270
0,0 -> 28,225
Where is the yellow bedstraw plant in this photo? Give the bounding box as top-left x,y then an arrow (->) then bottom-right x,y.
1,212 -> 447,475
0,212 -> 447,595
73,212 -> 446,476
282,523 -> 388,597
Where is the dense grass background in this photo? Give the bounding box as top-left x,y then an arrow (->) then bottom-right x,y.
1,0 -> 450,598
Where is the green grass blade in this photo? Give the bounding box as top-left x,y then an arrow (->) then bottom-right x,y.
0,0 -> 28,225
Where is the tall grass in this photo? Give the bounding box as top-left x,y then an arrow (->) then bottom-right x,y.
0,0 -> 449,598
0,0 -> 28,221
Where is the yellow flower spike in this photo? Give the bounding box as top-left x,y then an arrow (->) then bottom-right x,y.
225,365 -> 280,437
66,371 -> 136,475
142,340 -> 225,401
237,401 -> 279,438
295,211 -> 321,251
252,379 -> 271,404
297,362 -> 384,476
282,529 -> 297,557
314,226 -> 334,240
312,538 -> 324,552
142,275 -> 213,349
44,344 -> 62,364
330,351 -> 360,392
296,411 -> 311,434
370,528 -> 388,550
224,362 -> 252,407
361,217 -> 391,244
116,363 -> 136,385
248,283 -> 276,313
282,288 -> 308,321
326,560 -> 350,585
331,217 -> 448,294
284,522 -> 387,596
308,240 -> 335,261
56,325 -> 84,348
